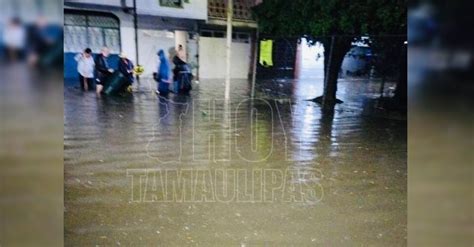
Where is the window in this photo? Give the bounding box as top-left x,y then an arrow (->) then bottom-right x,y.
238,33 -> 249,40
213,31 -> 225,38
199,30 -> 251,43
64,12 -> 121,54
160,0 -> 183,8
233,32 -> 250,43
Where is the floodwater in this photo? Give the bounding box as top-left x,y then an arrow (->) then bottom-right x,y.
64,76 -> 406,245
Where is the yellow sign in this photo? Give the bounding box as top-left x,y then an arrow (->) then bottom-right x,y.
259,40 -> 273,67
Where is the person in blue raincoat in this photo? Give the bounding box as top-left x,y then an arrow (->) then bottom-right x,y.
155,49 -> 171,95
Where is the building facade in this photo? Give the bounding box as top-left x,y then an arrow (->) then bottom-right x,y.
64,0 -> 207,80
198,0 -> 258,79
64,0 -> 260,81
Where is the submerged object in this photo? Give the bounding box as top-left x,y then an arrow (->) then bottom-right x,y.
104,71 -> 126,95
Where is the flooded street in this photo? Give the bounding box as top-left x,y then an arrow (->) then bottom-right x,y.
64,77 -> 406,245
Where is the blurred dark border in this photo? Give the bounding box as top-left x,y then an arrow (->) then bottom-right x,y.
408,0 -> 473,246
0,0 -> 472,246
1,0 -> 64,246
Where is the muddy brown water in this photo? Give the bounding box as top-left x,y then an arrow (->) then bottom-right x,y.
64,77 -> 406,246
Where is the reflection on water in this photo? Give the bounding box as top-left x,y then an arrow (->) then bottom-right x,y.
65,77 -> 406,245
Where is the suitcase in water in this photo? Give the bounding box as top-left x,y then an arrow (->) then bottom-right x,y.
104,71 -> 126,95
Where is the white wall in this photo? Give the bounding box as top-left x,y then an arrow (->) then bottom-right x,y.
114,11 -> 138,69
199,37 -> 251,79
136,29 -> 176,77
65,0 -> 207,20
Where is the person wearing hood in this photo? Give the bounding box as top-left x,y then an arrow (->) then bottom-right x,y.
155,49 -> 171,95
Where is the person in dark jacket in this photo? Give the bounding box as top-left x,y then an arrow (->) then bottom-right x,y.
95,47 -> 114,94
118,53 -> 134,91
172,45 -> 187,92
27,16 -> 63,68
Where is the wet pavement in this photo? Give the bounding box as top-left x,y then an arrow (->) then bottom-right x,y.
64,76 -> 406,245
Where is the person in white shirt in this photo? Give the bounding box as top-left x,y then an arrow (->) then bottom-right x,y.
2,17 -> 26,61
74,48 -> 95,91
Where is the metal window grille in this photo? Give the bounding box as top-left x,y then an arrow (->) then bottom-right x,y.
208,0 -> 256,21
64,13 -> 121,54
159,0 -> 183,8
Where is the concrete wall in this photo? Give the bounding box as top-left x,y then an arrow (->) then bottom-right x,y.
199,37 -> 251,79
65,0 -> 207,20
137,29 -> 175,77
112,11 -> 139,71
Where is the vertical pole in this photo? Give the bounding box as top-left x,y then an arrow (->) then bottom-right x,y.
250,28 -> 259,99
195,22 -> 200,81
225,0 -> 233,100
133,0 -> 140,86
322,36 -> 335,109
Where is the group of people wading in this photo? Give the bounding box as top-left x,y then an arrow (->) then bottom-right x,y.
155,44 -> 193,96
75,45 -> 192,96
